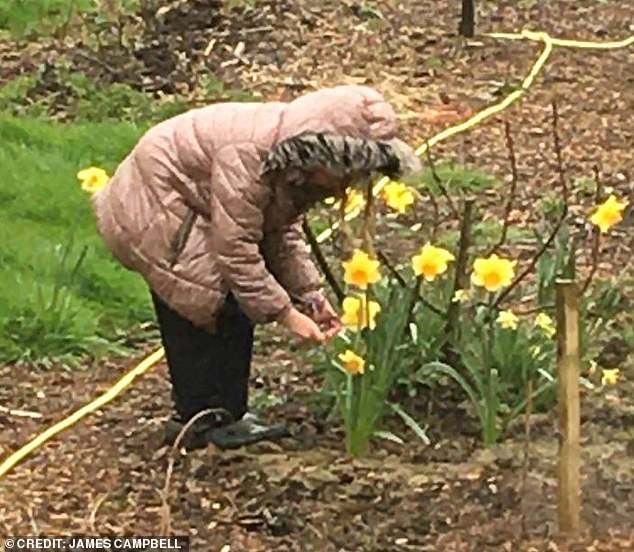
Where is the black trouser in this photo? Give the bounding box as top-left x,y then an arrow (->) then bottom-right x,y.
150,291 -> 254,422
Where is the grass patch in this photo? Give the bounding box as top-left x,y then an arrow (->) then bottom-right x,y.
0,0 -> 90,36
0,114 -> 154,365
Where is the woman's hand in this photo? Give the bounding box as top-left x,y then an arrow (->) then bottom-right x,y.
309,297 -> 342,341
280,307 -> 326,342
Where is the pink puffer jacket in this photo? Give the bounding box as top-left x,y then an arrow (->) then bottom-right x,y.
92,85 -> 398,330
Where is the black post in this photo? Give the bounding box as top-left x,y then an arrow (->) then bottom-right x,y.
459,0 -> 476,38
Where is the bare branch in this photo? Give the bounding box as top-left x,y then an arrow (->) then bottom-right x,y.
552,100 -> 569,204
581,165 -> 603,295
444,198 -> 475,362
160,409 -> 218,535
488,120 -> 519,255
494,103 -> 571,309
302,218 -> 345,305
425,145 -> 460,218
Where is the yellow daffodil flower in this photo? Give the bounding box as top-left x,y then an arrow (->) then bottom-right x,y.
338,349 -> 365,375
411,243 -> 455,281
341,296 -> 381,330
452,289 -> 471,303
382,181 -> 415,214
471,254 -> 516,292
497,310 -> 519,330
330,188 -> 365,213
535,312 -> 556,338
601,368 -> 620,386
342,189 -> 365,213
77,166 -> 110,194
343,249 -> 381,290
590,195 -> 628,233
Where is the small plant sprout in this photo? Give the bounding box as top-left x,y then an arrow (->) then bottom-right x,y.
411,244 -> 456,281
77,167 -> 109,194
471,254 -> 517,292
342,249 -> 381,290
590,195 -> 628,233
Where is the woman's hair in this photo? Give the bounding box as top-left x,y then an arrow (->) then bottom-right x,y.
261,132 -> 420,180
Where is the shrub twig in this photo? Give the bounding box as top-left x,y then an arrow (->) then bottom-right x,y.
425,145 -> 460,218
302,218 -> 345,305
444,198 -> 475,361
488,120 -> 518,255
160,409 -> 217,535
552,100 -> 569,204
494,103 -> 570,309
581,165 -> 603,295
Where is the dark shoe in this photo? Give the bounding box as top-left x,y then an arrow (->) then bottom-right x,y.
206,413 -> 290,450
164,412 -> 289,450
164,408 -> 235,450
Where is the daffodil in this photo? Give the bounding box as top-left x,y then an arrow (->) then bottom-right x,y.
338,349 -> 365,375
342,188 -> 365,213
497,310 -> 518,330
341,296 -> 381,330
535,312 -> 556,338
330,188 -> 365,213
382,181 -> 415,213
411,243 -> 455,281
77,166 -> 110,194
590,195 -> 628,233
601,368 -> 620,386
471,254 -> 516,292
452,289 -> 471,303
343,249 -> 381,290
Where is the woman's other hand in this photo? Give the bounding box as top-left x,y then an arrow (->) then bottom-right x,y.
280,307 -> 326,342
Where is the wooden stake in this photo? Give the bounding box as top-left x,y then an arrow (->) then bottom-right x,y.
555,279 -> 582,536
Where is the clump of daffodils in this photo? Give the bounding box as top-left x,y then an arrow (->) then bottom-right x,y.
341,296 -> 381,330
411,243 -> 455,281
590,195 -> 628,233
338,349 -> 365,375
471,254 -> 516,292
382,181 -> 415,214
78,167 -> 110,194
343,249 -> 381,290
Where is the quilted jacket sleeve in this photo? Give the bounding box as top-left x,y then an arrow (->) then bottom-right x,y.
261,218 -> 323,308
210,143 -> 293,324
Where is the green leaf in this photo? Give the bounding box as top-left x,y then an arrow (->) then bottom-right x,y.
389,402 -> 431,445
373,430 -> 405,445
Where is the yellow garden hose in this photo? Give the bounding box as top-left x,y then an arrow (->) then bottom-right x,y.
0,29 -> 632,482
314,29 -> 633,244
0,348 -> 165,480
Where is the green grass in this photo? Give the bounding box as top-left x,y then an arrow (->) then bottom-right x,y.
0,0 -> 91,36
0,114 -> 154,365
